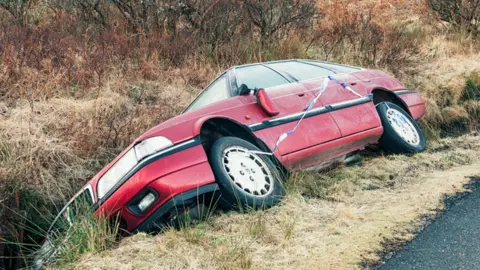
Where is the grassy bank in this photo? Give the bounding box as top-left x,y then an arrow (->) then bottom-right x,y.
0,0 -> 479,268
72,133 -> 480,269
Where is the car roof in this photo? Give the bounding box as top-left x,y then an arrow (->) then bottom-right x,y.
184,59 -> 361,113
232,59 -> 361,72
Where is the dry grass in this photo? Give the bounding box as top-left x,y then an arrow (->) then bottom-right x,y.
1,0 -> 480,268
0,75 -> 198,197
71,134 -> 480,270
0,74 -> 199,248
410,39 -> 480,137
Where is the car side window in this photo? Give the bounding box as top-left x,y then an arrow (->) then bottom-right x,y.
235,65 -> 290,90
186,75 -> 229,112
267,61 -> 334,81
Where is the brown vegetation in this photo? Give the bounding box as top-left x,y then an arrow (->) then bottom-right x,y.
0,0 -> 479,268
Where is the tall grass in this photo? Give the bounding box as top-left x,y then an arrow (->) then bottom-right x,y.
31,201 -> 119,268
0,0 -> 479,268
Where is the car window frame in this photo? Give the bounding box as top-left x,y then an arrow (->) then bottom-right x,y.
183,70 -> 233,113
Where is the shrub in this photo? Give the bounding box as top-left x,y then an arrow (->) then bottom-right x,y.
244,0 -> 317,46
309,0 -> 421,73
427,0 -> 480,37
460,71 -> 480,102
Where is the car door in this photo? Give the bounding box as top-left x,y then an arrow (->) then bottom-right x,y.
301,71 -> 381,138
268,61 -> 381,138
233,64 -> 342,168
264,61 -> 382,167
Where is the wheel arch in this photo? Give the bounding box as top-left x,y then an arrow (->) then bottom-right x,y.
371,88 -> 411,116
195,116 -> 289,177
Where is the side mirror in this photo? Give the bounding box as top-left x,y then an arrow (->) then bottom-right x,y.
255,88 -> 280,117
238,84 -> 251,95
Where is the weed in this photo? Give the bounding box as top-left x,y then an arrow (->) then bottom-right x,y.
0,0 -> 479,268
461,71 -> 480,102
247,212 -> 267,239
44,202 -> 119,268
180,223 -> 207,245
280,215 -> 296,240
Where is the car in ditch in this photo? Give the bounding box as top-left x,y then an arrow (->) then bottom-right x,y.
38,60 -> 426,263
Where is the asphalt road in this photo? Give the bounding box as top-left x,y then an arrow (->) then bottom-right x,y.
378,177 -> 480,270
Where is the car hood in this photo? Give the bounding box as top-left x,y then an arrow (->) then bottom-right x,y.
86,97 -> 246,198
136,109 -> 199,143
135,96 -> 246,144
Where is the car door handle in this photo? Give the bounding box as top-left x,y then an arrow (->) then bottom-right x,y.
297,93 -> 305,97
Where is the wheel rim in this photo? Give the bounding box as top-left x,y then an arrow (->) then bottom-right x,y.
386,108 -> 420,146
221,146 -> 274,197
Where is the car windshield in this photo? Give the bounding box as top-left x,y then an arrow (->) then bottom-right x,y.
185,74 -> 230,112
235,65 -> 290,89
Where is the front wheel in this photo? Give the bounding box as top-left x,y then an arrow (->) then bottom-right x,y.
209,137 -> 284,210
376,102 -> 426,154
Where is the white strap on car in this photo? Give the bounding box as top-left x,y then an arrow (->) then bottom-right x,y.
248,75 -> 365,156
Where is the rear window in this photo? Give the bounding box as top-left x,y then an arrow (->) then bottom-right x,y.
235,65 -> 289,90
267,61 -> 334,81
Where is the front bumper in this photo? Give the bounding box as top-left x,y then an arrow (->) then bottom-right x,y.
94,137 -> 217,232
133,183 -> 219,232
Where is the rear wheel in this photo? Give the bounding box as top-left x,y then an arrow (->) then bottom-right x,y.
209,137 -> 284,210
376,102 -> 426,154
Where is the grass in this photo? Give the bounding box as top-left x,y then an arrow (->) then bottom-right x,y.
2,40 -> 479,270
1,0 -> 480,268
66,133 -> 480,269
32,202 -> 120,269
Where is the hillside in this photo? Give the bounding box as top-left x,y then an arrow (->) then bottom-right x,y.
0,0 -> 479,269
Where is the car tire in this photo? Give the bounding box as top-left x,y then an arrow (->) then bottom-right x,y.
376,102 -> 426,154
209,136 -> 284,210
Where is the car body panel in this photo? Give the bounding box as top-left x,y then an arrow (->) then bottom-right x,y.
349,69 -> 407,91
96,144 -> 208,210
121,160 -> 215,232
242,82 -> 343,161
285,126 -> 383,169
394,92 -> 426,120
301,74 -> 382,137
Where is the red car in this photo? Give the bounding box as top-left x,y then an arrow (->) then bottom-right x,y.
47,59 -> 426,237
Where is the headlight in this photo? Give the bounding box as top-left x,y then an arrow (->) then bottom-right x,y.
97,148 -> 137,199
134,136 -> 173,161
97,136 -> 173,199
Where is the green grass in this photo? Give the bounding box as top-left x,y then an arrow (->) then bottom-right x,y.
50,207 -> 119,267
461,72 -> 480,102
